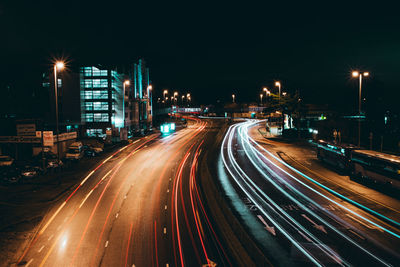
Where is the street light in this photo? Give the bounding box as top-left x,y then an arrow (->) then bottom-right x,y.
275,81 -> 281,103
260,94 -> 263,105
163,89 -> 168,99
352,70 -> 369,147
53,61 -> 65,164
123,80 -> 130,128
232,94 -> 235,103
174,92 -> 178,105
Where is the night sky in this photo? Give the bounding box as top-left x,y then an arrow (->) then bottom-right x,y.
1,1 -> 399,113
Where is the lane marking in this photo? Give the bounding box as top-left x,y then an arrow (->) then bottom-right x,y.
167,189 -> 169,193
38,245 -> 45,253
116,213 -> 119,218
105,240 -> 109,247
302,214 -> 327,234
26,258 -> 33,267
165,205 -> 167,210
103,155 -> 113,164
164,227 -> 167,234
257,215 -> 276,236
48,234 -> 54,241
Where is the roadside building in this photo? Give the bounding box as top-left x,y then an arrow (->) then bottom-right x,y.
130,59 -> 153,133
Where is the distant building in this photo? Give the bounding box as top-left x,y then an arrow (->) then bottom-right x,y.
42,59 -> 153,140
130,59 -> 153,132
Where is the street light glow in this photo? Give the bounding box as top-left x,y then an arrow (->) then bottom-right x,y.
363,72 -> 369,77
55,61 -> 65,70
352,71 -> 359,77
124,80 -> 130,85
275,81 -> 281,87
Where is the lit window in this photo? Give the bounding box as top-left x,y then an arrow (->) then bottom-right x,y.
57,79 -> 62,88
93,102 -> 109,110
85,102 -> 93,110
84,80 -> 93,88
83,113 -> 93,122
92,90 -> 108,99
92,79 -> 108,88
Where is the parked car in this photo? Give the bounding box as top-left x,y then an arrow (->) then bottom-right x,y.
20,165 -> 43,179
66,141 -> 84,160
83,145 -> 97,157
1,166 -> 21,184
32,152 -> 63,169
0,155 -> 14,166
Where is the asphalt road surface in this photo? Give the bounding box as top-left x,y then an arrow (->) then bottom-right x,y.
219,120 -> 400,266
17,118 -> 232,267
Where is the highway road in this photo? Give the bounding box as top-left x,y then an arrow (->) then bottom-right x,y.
219,120 -> 400,266
16,118 -> 232,267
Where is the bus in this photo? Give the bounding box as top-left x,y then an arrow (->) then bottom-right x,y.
316,140 -> 356,172
350,150 -> 400,189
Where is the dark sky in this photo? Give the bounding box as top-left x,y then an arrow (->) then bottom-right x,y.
1,1 -> 399,112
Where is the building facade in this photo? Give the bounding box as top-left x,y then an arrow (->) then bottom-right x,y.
130,59 -> 153,132
80,60 -> 153,139
80,65 -> 127,138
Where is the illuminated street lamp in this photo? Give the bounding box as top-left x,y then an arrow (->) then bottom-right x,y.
53,61 -> 64,163
282,92 -> 287,96
275,81 -> 281,103
174,92 -> 178,105
123,80 -> 130,128
260,94 -> 263,105
163,89 -> 168,99
232,94 -> 235,103
352,70 -> 370,147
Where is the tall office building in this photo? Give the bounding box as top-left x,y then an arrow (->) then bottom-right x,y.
80,65 -> 127,137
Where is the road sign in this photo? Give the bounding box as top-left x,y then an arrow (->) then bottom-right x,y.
43,131 -> 54,146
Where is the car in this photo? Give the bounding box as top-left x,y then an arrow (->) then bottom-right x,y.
0,155 -> 14,166
20,165 -> 42,179
1,166 -> 21,184
33,152 -> 63,169
66,142 -> 84,160
83,145 -> 97,157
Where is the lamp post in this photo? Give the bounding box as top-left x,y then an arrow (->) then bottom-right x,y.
53,61 -> 64,164
174,92 -> 178,105
232,94 -> 235,103
123,80 -> 130,128
163,89 -> 168,99
186,93 -> 191,106
275,81 -> 281,104
275,81 -> 284,134
181,95 -> 185,105
260,94 -> 263,105
352,71 -> 369,147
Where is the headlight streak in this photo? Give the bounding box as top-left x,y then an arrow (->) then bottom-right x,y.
37,136 -> 157,267
221,124 -> 323,266
238,121 -> 393,266
244,120 -> 400,238
234,123 -> 347,265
